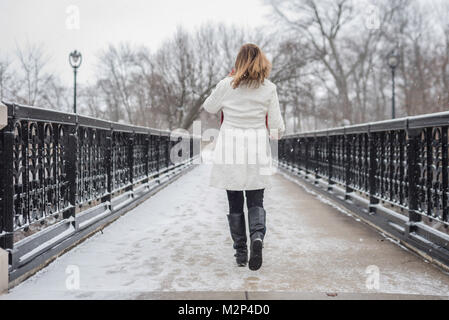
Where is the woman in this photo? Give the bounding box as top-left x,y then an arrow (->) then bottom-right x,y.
202,43 -> 285,271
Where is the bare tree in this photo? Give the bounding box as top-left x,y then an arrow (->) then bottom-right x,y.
267,0 -> 358,123
40,77 -> 71,112
265,0 -> 409,126
14,43 -> 53,106
4,2 -> 445,133
95,43 -> 143,123
0,55 -> 11,102
79,85 -> 107,119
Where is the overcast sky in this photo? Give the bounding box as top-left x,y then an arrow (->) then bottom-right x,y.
0,0 -> 271,85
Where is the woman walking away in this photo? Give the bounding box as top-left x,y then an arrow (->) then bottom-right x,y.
202,43 -> 285,271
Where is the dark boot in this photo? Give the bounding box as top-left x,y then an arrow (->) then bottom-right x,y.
247,206 -> 266,271
227,213 -> 248,266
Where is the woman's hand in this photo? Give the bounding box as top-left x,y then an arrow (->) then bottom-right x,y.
228,69 -> 235,76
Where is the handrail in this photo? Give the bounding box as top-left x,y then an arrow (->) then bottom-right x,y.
278,110 -> 449,268
0,102 -> 200,280
284,110 -> 449,137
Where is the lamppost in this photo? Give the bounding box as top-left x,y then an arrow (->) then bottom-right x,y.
69,50 -> 82,113
387,50 -> 399,119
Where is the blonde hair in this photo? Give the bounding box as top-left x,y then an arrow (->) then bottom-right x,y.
231,43 -> 271,89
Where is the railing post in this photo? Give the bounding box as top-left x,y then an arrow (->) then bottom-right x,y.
128,133 -> 134,191
64,124 -> 78,220
327,132 -> 334,190
1,118 -> 14,250
368,128 -> 379,213
305,137 -> 309,176
104,130 -> 113,209
165,135 -> 170,169
364,132 -> 369,193
144,134 -> 150,178
442,126 -> 448,222
388,131 -> 395,202
294,137 -> 299,172
288,138 -> 294,171
156,134 -> 160,182
425,127 -> 433,217
344,129 -> 353,199
406,126 -> 422,233
399,130 -> 405,206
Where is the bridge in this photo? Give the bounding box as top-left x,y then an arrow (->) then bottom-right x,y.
1,102 -> 449,299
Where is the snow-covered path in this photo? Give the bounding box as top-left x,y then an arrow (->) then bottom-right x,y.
3,157 -> 449,299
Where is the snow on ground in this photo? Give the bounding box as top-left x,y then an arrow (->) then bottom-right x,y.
3,150 -> 449,299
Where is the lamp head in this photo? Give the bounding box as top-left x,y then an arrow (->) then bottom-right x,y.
387,50 -> 399,69
69,50 -> 82,68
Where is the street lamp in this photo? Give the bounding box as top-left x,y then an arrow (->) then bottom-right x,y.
387,50 -> 399,119
69,50 -> 82,113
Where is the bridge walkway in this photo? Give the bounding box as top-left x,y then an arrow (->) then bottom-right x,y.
3,155 -> 449,299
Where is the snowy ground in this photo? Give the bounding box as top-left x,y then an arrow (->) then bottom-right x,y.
3,150 -> 449,299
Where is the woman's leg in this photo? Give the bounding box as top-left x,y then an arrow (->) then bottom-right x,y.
225,190 -> 248,266
245,189 -> 264,210
245,189 -> 266,271
226,190 -> 245,214
245,189 -> 266,237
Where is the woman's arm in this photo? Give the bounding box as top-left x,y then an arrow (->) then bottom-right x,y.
267,85 -> 286,140
202,78 -> 230,114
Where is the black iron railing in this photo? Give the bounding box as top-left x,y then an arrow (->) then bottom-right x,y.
278,112 -> 449,267
0,102 -> 200,280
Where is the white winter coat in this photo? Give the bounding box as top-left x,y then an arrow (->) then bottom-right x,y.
202,76 -> 285,191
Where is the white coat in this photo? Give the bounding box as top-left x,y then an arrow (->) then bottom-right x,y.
202,76 -> 285,191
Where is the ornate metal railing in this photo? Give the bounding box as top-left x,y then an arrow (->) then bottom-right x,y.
278,112 -> 449,268
0,102 -> 200,281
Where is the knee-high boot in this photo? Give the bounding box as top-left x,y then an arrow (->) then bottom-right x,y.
227,213 -> 248,266
247,206 -> 266,271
